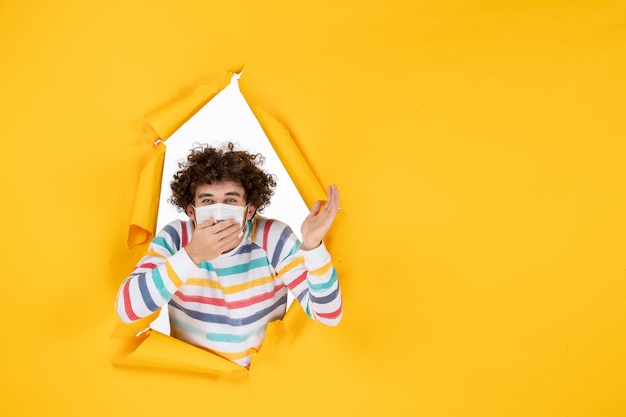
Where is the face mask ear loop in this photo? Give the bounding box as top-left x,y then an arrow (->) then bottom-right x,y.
191,205 -> 199,228
241,205 -> 249,230
237,205 -> 249,238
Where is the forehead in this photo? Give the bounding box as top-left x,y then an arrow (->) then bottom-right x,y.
194,180 -> 245,198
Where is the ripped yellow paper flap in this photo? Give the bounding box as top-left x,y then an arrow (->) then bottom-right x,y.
144,71 -> 236,142
127,142 -> 166,248
110,314 -> 299,377
109,303 -> 305,377
244,102 -> 327,208
127,70 -> 236,247
110,327 -> 247,378
248,304 -> 306,368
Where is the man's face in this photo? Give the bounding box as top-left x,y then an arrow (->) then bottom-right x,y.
186,180 -> 255,222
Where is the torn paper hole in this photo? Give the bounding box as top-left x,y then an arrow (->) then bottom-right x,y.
151,73 -> 309,335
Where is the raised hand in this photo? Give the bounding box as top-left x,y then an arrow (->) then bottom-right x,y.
301,184 -> 341,250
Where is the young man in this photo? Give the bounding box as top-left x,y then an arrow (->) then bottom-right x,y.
115,142 -> 342,368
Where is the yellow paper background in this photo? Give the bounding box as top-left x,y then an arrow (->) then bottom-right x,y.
1,1 -> 625,416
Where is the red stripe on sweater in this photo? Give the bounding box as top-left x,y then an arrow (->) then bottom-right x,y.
122,280 -> 140,321
176,284 -> 284,309
262,219 -> 274,251
137,262 -> 156,270
316,304 -> 343,320
180,220 -> 189,247
287,271 -> 307,290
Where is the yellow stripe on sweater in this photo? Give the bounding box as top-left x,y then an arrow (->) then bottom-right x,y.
186,274 -> 275,294
279,257 -> 305,275
165,261 -> 184,287
308,262 -> 332,276
146,249 -> 166,258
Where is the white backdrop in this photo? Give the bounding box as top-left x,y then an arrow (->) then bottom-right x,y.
151,74 -> 308,333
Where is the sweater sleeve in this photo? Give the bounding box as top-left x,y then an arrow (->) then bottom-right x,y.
263,219 -> 343,326
115,220 -> 200,323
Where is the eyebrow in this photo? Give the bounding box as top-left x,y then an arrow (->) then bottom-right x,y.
197,191 -> 243,198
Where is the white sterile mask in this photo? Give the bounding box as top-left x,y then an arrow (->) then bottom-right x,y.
193,203 -> 247,226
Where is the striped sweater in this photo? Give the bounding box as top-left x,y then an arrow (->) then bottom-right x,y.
115,215 -> 342,368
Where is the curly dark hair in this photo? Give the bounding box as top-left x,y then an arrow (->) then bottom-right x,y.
169,142 -> 277,213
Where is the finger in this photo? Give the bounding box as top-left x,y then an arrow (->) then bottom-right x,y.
215,225 -> 241,242
309,200 -> 322,216
196,217 -> 216,228
212,218 -> 237,232
323,196 -> 336,214
332,184 -> 340,207
324,185 -> 339,211
217,232 -> 238,247
218,228 -> 243,248
322,186 -> 331,211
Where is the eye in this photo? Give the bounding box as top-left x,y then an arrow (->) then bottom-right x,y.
201,199 -> 213,205
226,198 -> 238,204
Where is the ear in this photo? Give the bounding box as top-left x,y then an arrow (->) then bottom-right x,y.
185,204 -> 196,221
246,206 -> 256,220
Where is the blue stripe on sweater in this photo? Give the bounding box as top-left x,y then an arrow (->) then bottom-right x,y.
198,261 -> 216,272
233,243 -> 255,256
169,295 -> 287,326
162,224 -> 181,250
152,236 -> 175,255
152,267 -> 172,301
214,257 -> 270,275
309,269 -> 338,292
169,316 -> 205,337
137,273 -> 159,312
197,245 -> 262,272
206,325 -> 267,343
169,318 -> 268,344
271,227 -> 293,268
310,285 -> 340,305
288,242 -> 300,258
